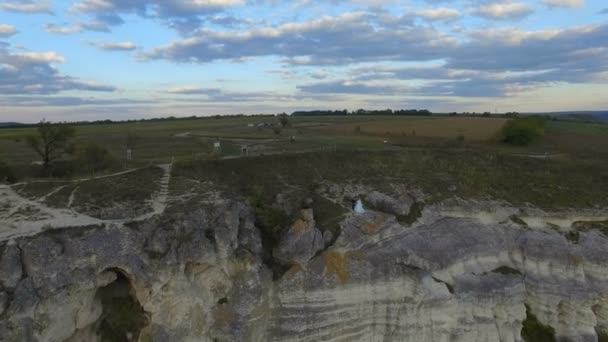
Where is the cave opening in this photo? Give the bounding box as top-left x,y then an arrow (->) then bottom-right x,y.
96,269 -> 149,342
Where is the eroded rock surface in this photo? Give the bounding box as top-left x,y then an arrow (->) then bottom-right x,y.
1,183 -> 608,342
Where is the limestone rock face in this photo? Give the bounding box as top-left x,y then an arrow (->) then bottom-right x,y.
0,244 -> 22,289
1,187 -> 608,342
364,190 -> 412,216
273,209 -> 325,268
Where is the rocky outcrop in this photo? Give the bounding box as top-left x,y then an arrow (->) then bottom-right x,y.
1,186 -> 608,342
273,209 -> 324,268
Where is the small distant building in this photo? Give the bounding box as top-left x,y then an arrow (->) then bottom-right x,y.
247,123 -> 255,128
241,144 -> 249,156
126,149 -> 133,161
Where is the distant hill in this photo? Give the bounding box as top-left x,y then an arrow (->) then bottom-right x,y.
531,111 -> 608,122
0,122 -> 25,128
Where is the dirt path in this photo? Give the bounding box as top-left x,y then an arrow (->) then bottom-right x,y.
0,163 -> 173,242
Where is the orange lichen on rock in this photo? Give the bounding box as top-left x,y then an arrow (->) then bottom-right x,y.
325,251 -> 350,284
365,221 -> 379,234
292,219 -> 308,234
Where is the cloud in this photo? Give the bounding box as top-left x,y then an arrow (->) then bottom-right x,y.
164,86 -> 222,95
45,21 -> 111,34
449,25 -> 608,72
0,24 -> 17,37
0,96 -> 151,107
142,12 -> 455,65
70,0 -> 245,33
411,7 -> 460,22
87,40 -> 137,51
0,44 -> 116,95
140,11 -> 608,101
471,1 -> 534,20
540,0 -> 584,8
0,1 -> 52,14
297,80 -> 404,95
309,22 -> 608,98
162,85 -> 285,102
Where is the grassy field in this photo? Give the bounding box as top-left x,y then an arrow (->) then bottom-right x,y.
1,115 -> 607,183
310,117 -> 508,141
173,148 -> 608,210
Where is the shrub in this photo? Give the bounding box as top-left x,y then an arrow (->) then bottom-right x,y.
0,160 -> 16,183
78,142 -> 114,173
502,117 -> 546,146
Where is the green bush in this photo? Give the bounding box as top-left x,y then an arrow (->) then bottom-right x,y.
0,160 -> 16,183
502,117 -> 546,146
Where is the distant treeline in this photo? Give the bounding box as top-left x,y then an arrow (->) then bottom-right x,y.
292,109 -> 432,116
0,113 -> 279,129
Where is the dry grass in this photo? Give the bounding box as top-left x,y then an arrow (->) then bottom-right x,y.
174,147 -> 608,210
73,166 -> 163,219
312,117 -> 508,142
13,181 -> 70,201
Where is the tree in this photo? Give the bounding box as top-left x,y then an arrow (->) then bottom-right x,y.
279,114 -> 290,128
26,120 -> 75,170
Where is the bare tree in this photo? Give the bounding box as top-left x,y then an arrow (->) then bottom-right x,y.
26,120 -> 75,169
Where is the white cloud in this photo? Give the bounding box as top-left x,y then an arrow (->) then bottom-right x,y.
14,51 -> 65,63
87,41 -> 137,51
0,45 -> 116,95
412,7 -> 460,22
0,24 -> 17,37
472,1 -> 534,20
0,1 -> 52,13
540,0 -> 585,8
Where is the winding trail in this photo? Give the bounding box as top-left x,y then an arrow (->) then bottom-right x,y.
0,163 -> 173,242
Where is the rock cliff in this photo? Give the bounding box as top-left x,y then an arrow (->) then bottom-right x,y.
1,170 -> 608,342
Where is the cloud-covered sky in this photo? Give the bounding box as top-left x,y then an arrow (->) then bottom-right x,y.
1,0 -> 607,122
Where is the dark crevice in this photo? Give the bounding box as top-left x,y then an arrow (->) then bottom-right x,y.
16,244 -> 28,281
521,304 -> 556,342
96,269 -> 149,342
397,201 -> 425,226
252,202 -> 291,281
490,266 -> 522,276
400,264 -> 423,272
204,229 -> 216,244
510,215 -> 528,227
432,276 -> 454,294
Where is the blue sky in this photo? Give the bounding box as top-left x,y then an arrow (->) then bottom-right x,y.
1,0 -> 607,122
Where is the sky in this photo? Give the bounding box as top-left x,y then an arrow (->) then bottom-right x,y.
0,0 -> 607,123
